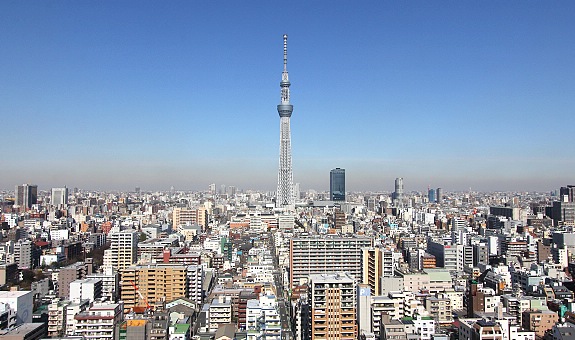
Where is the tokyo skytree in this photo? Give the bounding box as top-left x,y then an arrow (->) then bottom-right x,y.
276,34 -> 295,210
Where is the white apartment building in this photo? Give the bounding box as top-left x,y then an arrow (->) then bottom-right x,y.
70,278 -> 103,304
65,300 -> 90,336
103,230 -> 138,271
246,293 -> 282,340
187,265 -> 204,306
73,303 -> 123,339
208,296 -> 232,333
290,236 -> 372,288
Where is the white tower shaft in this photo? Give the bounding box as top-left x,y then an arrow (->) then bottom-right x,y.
276,34 -> 294,210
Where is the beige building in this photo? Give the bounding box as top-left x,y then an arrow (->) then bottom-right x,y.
522,309 -> 558,338
395,269 -> 430,293
362,248 -> 382,295
47,300 -> 70,337
425,293 -> 452,324
103,230 -> 138,272
173,207 -> 208,229
120,264 -> 192,311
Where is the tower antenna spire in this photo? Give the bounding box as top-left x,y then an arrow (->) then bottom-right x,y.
283,34 -> 288,72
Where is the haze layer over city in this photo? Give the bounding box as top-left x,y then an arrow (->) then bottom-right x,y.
1,1 -> 574,192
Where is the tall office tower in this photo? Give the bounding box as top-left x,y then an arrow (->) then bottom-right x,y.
428,188 -> 436,203
51,187 -> 69,207
309,273 -> 357,339
436,187 -> 443,204
393,178 -> 403,204
289,236 -> 373,288
276,34 -> 295,210
330,168 -> 346,201
15,184 -> 38,209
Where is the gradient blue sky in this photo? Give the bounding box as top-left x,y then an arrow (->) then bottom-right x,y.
1,1 -> 574,192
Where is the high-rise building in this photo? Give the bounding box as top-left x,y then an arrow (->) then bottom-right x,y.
119,264 -> 201,311
393,178 -> 403,205
330,168 -> 346,201
289,236 -> 373,288
51,187 -> 69,207
103,231 -> 139,272
362,247 -> 395,295
436,187 -> 443,204
428,188 -> 436,203
309,273 -> 357,339
173,207 -> 209,229
276,34 -> 295,210
15,184 -> 38,209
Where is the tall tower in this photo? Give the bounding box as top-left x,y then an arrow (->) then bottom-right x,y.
330,168 -> 346,201
15,184 -> 38,209
393,177 -> 404,206
276,34 -> 294,209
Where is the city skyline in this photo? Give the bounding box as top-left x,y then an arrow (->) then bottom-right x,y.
1,2 -> 574,192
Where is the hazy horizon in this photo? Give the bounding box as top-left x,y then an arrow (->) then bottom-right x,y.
1,2 -> 574,194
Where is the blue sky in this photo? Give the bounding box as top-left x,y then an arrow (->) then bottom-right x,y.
1,1 -> 574,192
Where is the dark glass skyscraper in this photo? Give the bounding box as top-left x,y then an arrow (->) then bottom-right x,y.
15,183 -> 38,209
428,188 -> 436,203
330,168 -> 345,201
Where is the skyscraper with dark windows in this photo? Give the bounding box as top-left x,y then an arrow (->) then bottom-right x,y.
330,168 -> 345,201
428,188 -> 436,203
15,184 -> 38,209
560,185 -> 575,203
393,177 -> 404,205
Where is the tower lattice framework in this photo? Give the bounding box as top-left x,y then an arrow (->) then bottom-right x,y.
276,34 -> 294,210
